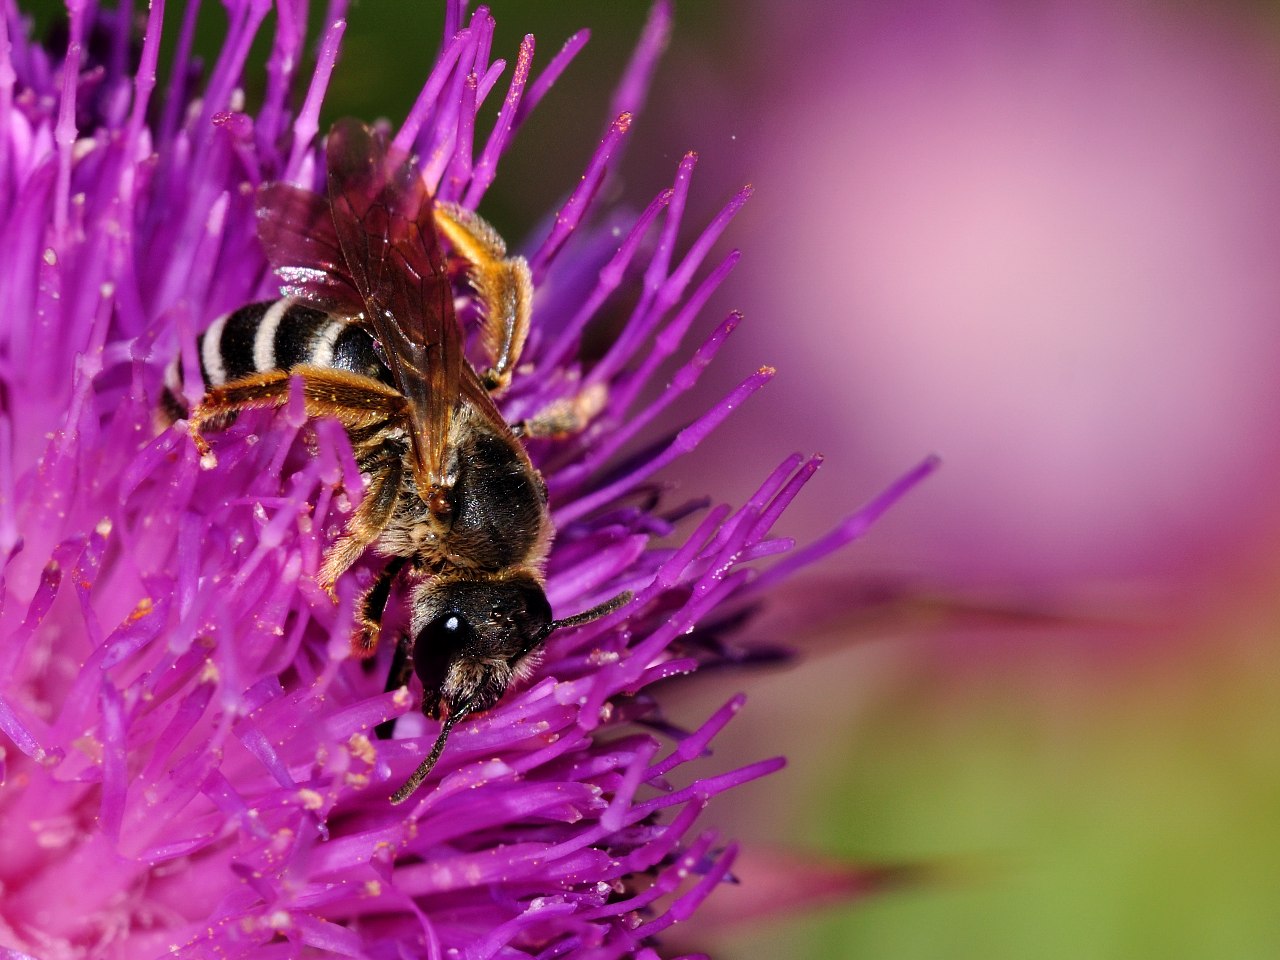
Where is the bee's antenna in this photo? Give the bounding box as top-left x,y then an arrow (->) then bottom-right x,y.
545,590 -> 633,636
390,701 -> 469,804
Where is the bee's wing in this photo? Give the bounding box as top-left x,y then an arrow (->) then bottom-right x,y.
256,182 -> 364,313
324,118 -> 463,492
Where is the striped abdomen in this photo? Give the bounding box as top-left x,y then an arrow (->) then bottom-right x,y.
162,298 -> 389,419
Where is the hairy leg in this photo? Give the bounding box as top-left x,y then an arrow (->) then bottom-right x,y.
434,202 -> 533,393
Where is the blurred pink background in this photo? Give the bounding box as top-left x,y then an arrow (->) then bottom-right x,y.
640,0 -> 1280,618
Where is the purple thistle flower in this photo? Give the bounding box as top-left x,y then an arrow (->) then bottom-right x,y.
0,1 -> 933,957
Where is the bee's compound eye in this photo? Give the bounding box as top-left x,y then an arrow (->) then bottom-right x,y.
416,611 -> 475,653
412,612 -> 477,710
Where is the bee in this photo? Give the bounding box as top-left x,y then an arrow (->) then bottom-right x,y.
164,120 -> 624,803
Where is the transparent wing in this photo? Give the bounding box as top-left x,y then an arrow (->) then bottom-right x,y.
324,118 -> 462,493
257,182 -> 363,313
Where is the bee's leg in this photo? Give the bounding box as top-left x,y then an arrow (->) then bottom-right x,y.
320,446 -> 404,605
192,367 -> 410,615
189,370 -> 293,453
190,367 -> 407,463
353,553 -> 408,659
374,632 -> 414,740
192,367 -> 406,432
434,202 -> 532,394
515,382 -> 609,439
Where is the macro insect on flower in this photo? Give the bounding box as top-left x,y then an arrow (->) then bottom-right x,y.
166,117 -> 630,804
0,0 -> 933,956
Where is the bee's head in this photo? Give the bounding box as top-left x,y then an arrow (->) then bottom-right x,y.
410,574 -> 553,721
390,577 -> 631,804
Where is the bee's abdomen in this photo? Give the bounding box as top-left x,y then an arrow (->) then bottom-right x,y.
163,298 -> 388,416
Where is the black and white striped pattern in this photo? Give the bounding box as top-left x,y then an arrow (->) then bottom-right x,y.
163,298 -> 389,416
